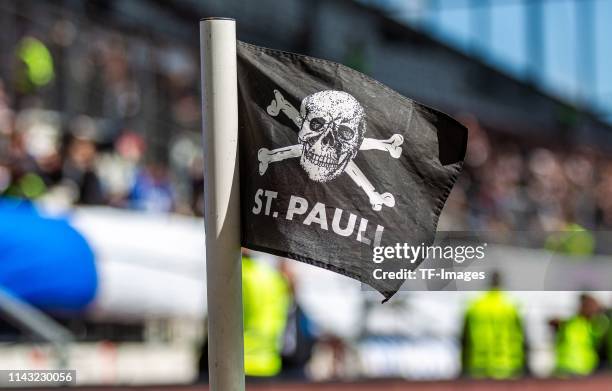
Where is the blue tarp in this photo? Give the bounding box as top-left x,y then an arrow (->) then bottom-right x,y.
0,199 -> 97,312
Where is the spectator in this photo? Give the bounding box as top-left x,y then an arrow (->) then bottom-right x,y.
62,117 -> 104,205
128,162 -> 175,213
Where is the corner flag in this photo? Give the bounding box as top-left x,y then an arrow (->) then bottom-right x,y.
236,42 -> 467,301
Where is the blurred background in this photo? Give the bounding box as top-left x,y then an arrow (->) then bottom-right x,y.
0,0 -> 612,389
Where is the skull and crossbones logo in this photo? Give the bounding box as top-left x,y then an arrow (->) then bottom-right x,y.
258,89 -> 404,211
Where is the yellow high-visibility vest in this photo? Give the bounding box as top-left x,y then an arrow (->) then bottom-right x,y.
464,290 -> 524,379
17,37 -> 55,89
545,223 -> 595,257
555,315 -> 599,376
242,257 -> 290,377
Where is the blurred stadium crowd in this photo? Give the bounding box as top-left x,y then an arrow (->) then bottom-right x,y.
445,116 -> 612,236
1,3 -> 612,385
4,28 -> 612,240
0,25 -> 205,216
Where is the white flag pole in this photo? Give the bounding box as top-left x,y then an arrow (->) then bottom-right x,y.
199,18 -> 245,391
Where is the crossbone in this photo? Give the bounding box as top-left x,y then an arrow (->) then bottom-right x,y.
260,90 -> 404,211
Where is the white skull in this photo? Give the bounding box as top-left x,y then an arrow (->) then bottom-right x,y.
298,90 -> 366,182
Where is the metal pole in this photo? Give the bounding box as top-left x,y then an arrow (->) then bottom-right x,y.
524,0 -> 544,83
199,18 -> 244,391
469,0 -> 490,56
0,288 -> 74,369
575,0 -> 595,105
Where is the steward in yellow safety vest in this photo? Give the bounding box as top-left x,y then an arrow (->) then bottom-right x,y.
461,272 -> 526,379
545,222 -> 595,257
242,251 -> 291,377
605,309 -> 612,369
554,294 -> 607,376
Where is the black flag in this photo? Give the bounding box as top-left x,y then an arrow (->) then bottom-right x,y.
237,41 -> 467,301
